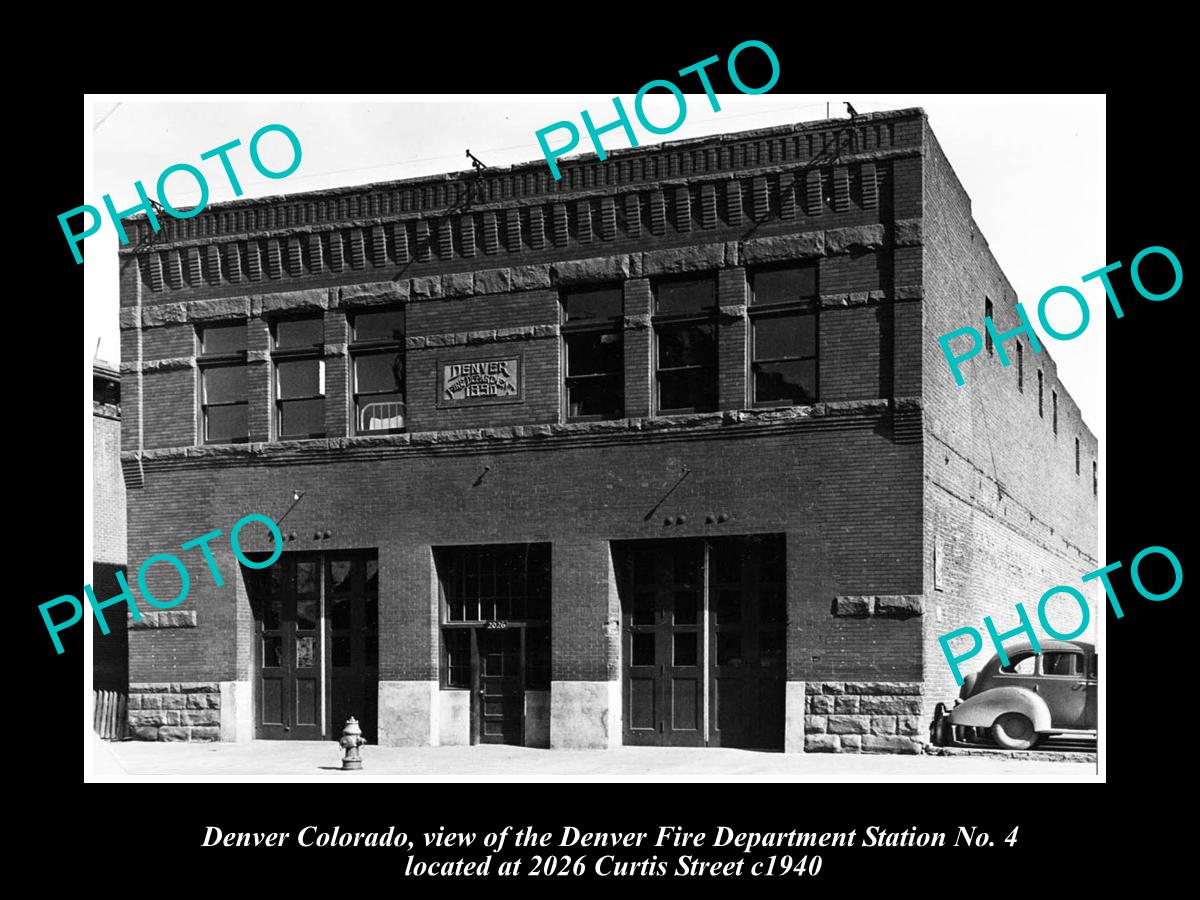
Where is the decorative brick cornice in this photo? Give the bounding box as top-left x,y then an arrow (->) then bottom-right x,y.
120,111 -> 927,303
122,110 -> 923,250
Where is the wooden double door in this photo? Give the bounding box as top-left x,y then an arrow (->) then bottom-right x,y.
620,536 -> 785,749
250,552 -> 378,741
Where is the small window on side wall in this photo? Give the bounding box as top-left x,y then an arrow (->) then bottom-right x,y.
749,264 -> 818,407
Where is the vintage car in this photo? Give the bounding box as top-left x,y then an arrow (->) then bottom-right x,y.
931,639 -> 1097,750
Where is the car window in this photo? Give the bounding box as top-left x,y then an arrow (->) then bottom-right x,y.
1000,653 -> 1036,675
1041,652 -> 1083,676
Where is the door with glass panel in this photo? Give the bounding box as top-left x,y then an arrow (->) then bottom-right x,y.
254,553 -> 323,740
709,536 -> 786,749
621,541 -> 705,747
326,553 -> 379,743
619,536 -> 786,749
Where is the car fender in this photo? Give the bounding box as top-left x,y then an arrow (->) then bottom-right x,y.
948,687 -> 1052,731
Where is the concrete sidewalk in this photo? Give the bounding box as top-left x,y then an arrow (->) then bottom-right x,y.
92,737 -> 1101,782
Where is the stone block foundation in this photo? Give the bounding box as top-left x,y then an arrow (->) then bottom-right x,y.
802,682 -> 925,754
128,682 -> 221,741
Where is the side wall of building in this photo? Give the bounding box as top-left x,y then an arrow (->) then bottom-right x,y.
920,124 -> 1099,715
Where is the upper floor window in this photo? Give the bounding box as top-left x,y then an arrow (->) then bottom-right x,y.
562,286 -> 624,421
1037,370 -> 1044,417
750,264 -> 818,407
272,316 -> 325,440
351,309 -> 406,434
1052,389 -> 1059,434
1017,340 -> 1024,392
654,276 -> 717,415
198,323 -> 248,444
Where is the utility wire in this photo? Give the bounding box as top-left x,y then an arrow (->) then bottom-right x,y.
93,102 -> 122,131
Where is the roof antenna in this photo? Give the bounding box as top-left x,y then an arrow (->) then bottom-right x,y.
94,337 -> 102,360
845,102 -> 858,119
466,149 -> 488,172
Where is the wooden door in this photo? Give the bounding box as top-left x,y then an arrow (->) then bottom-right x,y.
709,536 -> 785,749
254,554 -> 324,740
476,627 -> 523,744
622,541 -> 705,746
326,554 -> 379,743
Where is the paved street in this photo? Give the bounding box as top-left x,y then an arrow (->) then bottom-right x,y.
93,736 -> 1100,782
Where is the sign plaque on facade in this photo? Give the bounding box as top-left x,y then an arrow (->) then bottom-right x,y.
438,356 -> 522,407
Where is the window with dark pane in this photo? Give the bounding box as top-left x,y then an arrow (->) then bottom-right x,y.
351,308 -> 405,434
985,297 -> 994,355
444,629 -> 471,688
198,322 -> 248,445
272,316 -> 325,440
749,265 -> 818,407
562,286 -> 623,421
436,545 -> 552,693
653,275 -> 718,414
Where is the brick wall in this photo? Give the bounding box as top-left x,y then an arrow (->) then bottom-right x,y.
920,122 -> 1099,709
93,369 -> 128,693
118,110 -> 951,743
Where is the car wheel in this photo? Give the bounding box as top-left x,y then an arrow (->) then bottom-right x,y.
992,713 -> 1039,750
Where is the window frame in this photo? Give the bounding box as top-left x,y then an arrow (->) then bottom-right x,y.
349,308 -> 406,436
271,315 -> 326,441
1039,651 -> 1085,678
747,264 -> 820,409
560,285 -> 625,423
652,274 -> 719,416
998,652 -> 1038,676
197,322 -> 249,446
435,544 -> 552,692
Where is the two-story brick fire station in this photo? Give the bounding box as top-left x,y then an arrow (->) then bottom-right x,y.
117,108 -> 1097,753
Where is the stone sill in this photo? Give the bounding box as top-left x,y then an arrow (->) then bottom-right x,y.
124,397 -> 923,467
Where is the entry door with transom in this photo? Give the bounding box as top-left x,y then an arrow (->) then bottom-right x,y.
254,554 -> 323,740
622,541 -> 705,746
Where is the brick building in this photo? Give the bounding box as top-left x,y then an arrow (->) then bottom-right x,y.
117,108 -> 1097,752
93,361 -> 128,736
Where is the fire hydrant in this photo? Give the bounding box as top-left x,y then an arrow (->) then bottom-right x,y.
339,717 -> 367,770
